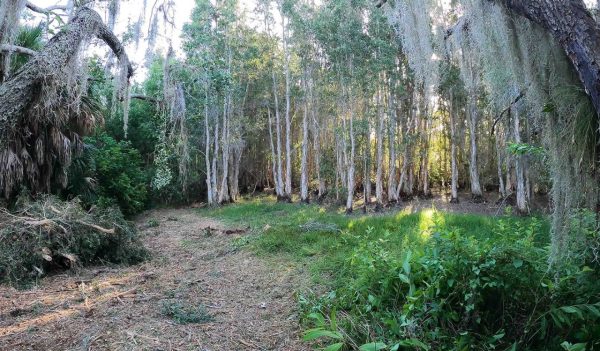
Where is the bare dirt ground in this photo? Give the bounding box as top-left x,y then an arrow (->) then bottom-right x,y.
0,209 -> 310,351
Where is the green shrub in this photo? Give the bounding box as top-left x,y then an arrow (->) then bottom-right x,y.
69,133 -> 149,216
0,195 -> 148,286
301,214 -> 600,350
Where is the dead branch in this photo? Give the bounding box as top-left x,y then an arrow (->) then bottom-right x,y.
77,221 -> 115,234
24,218 -> 55,226
25,1 -> 68,14
0,44 -> 36,56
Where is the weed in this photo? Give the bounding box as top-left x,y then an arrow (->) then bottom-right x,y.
147,219 -> 160,228
161,299 -> 213,324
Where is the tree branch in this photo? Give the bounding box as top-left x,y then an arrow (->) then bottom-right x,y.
130,94 -> 160,104
0,44 -> 37,56
97,25 -> 134,79
25,1 -> 68,14
491,89 -> 527,135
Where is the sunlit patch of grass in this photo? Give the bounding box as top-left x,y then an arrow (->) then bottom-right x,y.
198,196 -> 549,290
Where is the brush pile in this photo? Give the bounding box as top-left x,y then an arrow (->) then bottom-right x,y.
0,195 -> 147,285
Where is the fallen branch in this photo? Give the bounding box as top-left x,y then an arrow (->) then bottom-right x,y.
77,221 -> 115,234
24,218 -> 54,226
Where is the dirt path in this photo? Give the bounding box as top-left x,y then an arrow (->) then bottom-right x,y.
0,209 -> 310,351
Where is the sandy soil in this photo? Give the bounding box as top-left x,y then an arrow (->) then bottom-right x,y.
0,209 -> 310,351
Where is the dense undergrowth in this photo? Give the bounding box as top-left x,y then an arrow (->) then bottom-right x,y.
202,196 -> 600,350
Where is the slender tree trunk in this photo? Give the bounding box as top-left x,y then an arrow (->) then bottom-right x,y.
468,99 -> 483,202
421,103 -> 431,197
212,107 -> 219,203
204,83 -> 213,205
512,107 -> 528,214
364,115 -> 372,207
280,10 -> 292,200
218,94 -> 230,204
335,138 -> 343,202
397,93 -> 416,200
229,144 -> 243,202
310,73 -> 325,200
267,107 -> 277,194
387,83 -> 398,203
495,129 -> 507,199
300,73 -> 310,203
375,83 -> 384,210
272,71 -> 284,200
449,91 -> 459,204
346,100 -> 356,214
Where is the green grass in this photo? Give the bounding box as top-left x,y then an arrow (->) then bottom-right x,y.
199,195 -> 549,287
198,197 -> 600,350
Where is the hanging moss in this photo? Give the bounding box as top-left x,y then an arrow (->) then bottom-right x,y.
386,0 -> 600,267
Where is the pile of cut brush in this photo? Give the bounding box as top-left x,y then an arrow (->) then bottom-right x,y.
0,195 -> 147,286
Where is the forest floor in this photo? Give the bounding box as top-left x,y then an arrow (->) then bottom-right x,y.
0,208 -> 311,351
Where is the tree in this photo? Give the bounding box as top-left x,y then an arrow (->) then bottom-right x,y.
0,5 -> 132,198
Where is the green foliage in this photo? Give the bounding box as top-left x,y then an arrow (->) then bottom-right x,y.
11,24 -> 44,71
68,133 -> 149,216
301,216 -> 599,350
0,195 -> 147,287
508,142 -> 545,157
205,198 -> 599,350
161,300 -> 213,324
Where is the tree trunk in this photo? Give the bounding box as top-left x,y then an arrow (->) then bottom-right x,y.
0,7 -> 132,147
375,83 -> 384,210
218,94 -> 230,204
267,107 -> 277,193
502,0 -> 600,118
204,82 -> 213,205
212,111 -> 219,203
468,99 -> 483,202
310,74 -> 326,200
346,102 -> 356,214
397,94 -> 416,200
495,129 -> 507,199
449,91 -> 459,204
421,103 -> 431,198
229,144 -> 243,202
364,114 -> 372,207
387,83 -> 398,203
272,71 -> 285,200
300,73 -> 310,203
280,10 -> 293,200
0,7 -> 132,197
512,107 -> 528,214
